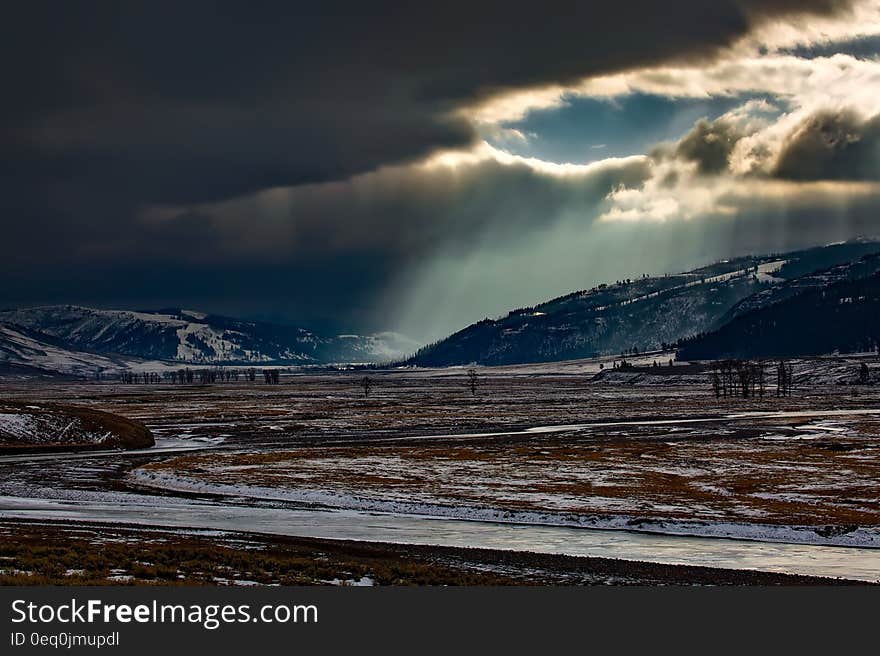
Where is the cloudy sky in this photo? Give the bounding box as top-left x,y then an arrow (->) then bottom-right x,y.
4,1 -> 880,342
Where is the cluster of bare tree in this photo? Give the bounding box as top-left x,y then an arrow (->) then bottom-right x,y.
114,366 -> 493,397
173,368 -> 239,384
710,360 -> 794,398
118,371 -> 165,384
711,360 -> 766,398
115,366 -> 283,385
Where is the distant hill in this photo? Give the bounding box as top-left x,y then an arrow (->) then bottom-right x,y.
406,239 -> 880,366
0,306 -> 417,376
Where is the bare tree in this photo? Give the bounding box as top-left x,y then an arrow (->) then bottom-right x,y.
776,360 -> 793,397
467,369 -> 479,397
361,375 -> 372,398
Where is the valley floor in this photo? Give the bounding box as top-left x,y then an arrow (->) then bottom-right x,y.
2,354 -> 880,584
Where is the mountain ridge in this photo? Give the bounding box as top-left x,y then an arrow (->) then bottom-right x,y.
0,305 -> 417,376
5,239 -> 880,375
405,239 -> 880,366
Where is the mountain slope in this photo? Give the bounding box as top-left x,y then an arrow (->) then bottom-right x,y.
719,245 -> 880,323
0,306 -> 414,373
407,256 -> 778,366
0,324 -> 133,377
0,306 -> 317,364
677,272 -> 880,360
406,240 -> 880,367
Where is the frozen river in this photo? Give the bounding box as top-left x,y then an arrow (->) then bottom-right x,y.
2,495 -> 879,582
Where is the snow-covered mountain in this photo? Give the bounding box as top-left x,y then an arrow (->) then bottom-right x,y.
0,307 -> 317,363
0,306 -> 417,376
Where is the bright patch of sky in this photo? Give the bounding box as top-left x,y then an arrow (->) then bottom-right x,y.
481,93 -> 783,164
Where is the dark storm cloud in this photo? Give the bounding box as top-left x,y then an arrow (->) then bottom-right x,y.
780,34 -> 880,59
774,109 -> 880,181
672,118 -> 743,175
3,1 -> 849,202
0,0 -> 857,330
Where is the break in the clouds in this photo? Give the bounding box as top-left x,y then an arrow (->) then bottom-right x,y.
2,1 -> 880,340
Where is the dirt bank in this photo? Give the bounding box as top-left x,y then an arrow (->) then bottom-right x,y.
0,401 -> 154,452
